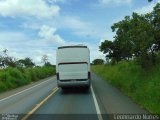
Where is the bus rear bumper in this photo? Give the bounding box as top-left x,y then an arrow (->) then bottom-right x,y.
57,79 -> 90,88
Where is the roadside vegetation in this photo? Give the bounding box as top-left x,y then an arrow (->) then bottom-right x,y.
92,61 -> 160,114
92,2 -> 160,114
0,66 -> 55,93
100,3 -> 160,69
0,50 -> 55,93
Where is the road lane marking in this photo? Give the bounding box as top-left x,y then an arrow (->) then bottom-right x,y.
22,87 -> 59,120
0,77 -> 55,102
91,85 -> 103,120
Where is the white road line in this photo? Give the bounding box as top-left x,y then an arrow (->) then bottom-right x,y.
0,77 -> 55,102
91,85 -> 103,120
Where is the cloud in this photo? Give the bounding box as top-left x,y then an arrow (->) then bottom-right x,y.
134,0 -> 160,14
0,31 -> 32,58
62,16 -> 90,30
58,16 -> 106,39
38,25 -> 65,46
20,15 -> 108,39
98,0 -> 132,5
0,32 -> 29,45
46,0 -> 66,4
32,49 -> 56,65
0,31 -> 105,64
0,31 -> 58,65
58,16 -> 93,37
0,0 -> 108,64
85,43 -> 105,62
0,0 -> 60,18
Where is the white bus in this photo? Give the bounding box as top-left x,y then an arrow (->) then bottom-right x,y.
56,45 -> 91,90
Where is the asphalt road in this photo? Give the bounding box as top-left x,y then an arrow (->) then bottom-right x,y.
0,73 -> 148,120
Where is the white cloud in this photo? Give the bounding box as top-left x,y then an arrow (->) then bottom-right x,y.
0,0 -> 60,18
32,49 -> 56,65
38,25 -> 65,46
20,22 -> 41,30
86,43 -> 105,62
20,15 -> 108,39
46,0 -> 66,4
98,0 -> 132,5
0,31 -> 58,65
0,31 -> 106,64
0,32 -> 31,58
58,16 -> 107,39
62,16 -> 90,30
0,32 -> 29,44
57,16 -> 93,36
135,0 -> 160,14
0,0 -> 109,64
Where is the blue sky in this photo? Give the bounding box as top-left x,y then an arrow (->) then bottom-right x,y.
0,0 -> 159,65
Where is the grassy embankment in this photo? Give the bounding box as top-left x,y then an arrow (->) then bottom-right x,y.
92,61 -> 160,114
0,66 -> 55,93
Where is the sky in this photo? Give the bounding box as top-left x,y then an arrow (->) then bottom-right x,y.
0,0 -> 160,65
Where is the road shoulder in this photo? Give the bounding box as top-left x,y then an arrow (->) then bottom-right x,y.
0,76 -> 56,100
91,72 -> 148,114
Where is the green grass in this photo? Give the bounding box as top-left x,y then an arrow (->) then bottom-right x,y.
0,66 -> 56,93
92,61 -> 160,114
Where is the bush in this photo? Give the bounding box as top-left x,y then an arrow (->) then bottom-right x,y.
26,68 -> 38,81
7,67 -> 28,86
0,66 -> 56,93
92,61 -> 160,114
24,66 -> 55,81
0,72 -> 6,81
0,81 -> 8,92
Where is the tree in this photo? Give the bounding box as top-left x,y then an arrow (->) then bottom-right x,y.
92,59 -> 105,65
5,57 -> 17,67
44,61 -> 53,67
41,55 -> 48,65
3,49 -> 8,56
0,49 -> 17,68
111,16 -> 133,60
18,57 -> 35,68
0,49 -> 36,68
151,3 -> 160,51
111,12 -> 155,67
100,3 -> 160,68
99,40 -> 121,63
0,55 -> 5,69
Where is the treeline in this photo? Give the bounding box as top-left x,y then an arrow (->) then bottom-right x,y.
0,49 -> 54,68
0,49 -> 55,92
99,3 -> 160,69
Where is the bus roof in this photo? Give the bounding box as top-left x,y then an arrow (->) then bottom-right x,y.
58,45 -> 87,49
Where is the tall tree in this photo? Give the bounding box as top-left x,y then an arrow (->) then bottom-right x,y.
92,59 -> 105,65
41,55 -> 48,65
111,16 -> 133,60
100,40 -> 122,63
18,57 -> 35,68
151,3 -> 160,51
100,4 -> 160,68
3,49 -> 8,56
